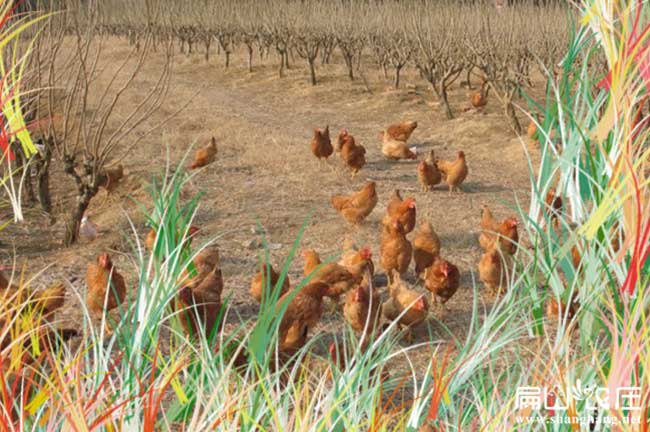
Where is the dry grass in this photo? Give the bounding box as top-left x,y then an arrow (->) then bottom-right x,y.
2,37 -> 543,368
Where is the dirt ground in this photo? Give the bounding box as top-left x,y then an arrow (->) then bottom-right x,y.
2,39 -> 542,367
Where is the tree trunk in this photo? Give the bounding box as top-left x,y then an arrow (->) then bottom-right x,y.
204,38 -> 211,62
394,65 -> 403,89
506,100 -> 522,135
14,147 -> 35,206
34,152 -> 52,213
465,67 -> 473,89
224,51 -> 230,68
322,44 -> 333,65
441,86 -> 454,120
343,54 -> 354,80
37,166 -> 51,213
308,58 -> 317,85
247,44 -> 254,72
278,50 -> 285,78
64,191 -> 93,247
284,51 -> 290,69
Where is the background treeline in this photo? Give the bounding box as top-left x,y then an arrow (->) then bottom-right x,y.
87,0 -> 579,130
11,0 -> 583,240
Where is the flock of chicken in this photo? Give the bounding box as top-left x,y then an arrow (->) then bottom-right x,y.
142,119 -> 526,359
0,110 -> 570,372
299,121 -> 520,344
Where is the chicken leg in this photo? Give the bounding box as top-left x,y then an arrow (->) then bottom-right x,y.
431,293 -> 451,318
403,326 -> 415,344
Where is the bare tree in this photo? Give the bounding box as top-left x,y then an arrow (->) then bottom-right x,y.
294,31 -> 321,86
50,0 -> 172,246
292,2 -> 325,86
235,3 -> 262,73
323,1 -> 361,80
216,28 -> 236,69
387,33 -> 413,89
264,6 -> 292,78
91,0 -> 569,133
256,29 -> 273,63
369,34 -> 391,80
20,0 -> 73,213
466,7 -> 533,135
411,3 -> 465,119
320,34 -> 336,66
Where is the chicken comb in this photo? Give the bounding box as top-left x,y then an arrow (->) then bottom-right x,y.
360,245 -> 372,258
98,253 -> 112,268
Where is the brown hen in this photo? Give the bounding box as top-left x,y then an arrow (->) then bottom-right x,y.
478,244 -> 510,296
423,257 -> 460,306
478,206 -> 518,254
380,131 -> 417,160
417,151 -> 442,191
176,265 -> 224,339
343,284 -> 382,335
338,242 -> 374,284
86,253 -> 127,317
386,121 -> 418,142
98,164 -> 124,193
545,187 -> 563,227
412,221 -> 441,277
546,293 -> 579,323
385,190 -> 416,234
0,281 -> 66,323
277,282 -> 330,348
303,250 -> 362,300
383,273 -> 428,339
469,81 -> 489,108
435,151 -> 468,193
379,219 -> 412,284
330,182 -> 378,225
189,137 -> 218,170
192,246 -> 220,275
338,129 -> 366,177
310,126 -> 333,161
250,262 -> 290,303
